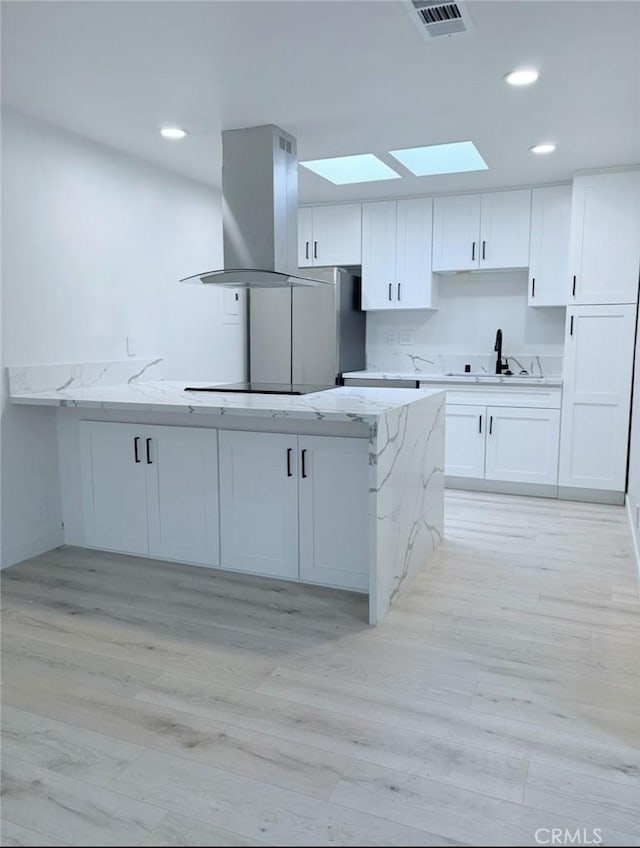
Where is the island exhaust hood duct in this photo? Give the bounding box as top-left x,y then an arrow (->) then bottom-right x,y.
180,124 -> 326,288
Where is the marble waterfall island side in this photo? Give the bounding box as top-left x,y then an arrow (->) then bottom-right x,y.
9,370 -> 445,624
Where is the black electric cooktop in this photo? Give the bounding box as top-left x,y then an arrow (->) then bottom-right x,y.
184,382 -> 336,396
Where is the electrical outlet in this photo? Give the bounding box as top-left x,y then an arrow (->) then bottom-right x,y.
126,336 -> 137,357
386,331 -> 398,345
398,330 -> 414,345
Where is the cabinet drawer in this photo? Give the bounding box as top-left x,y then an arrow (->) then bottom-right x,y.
436,386 -> 561,409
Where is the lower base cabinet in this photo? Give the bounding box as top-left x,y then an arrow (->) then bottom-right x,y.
218,430 -> 369,590
80,422 -> 219,566
445,404 -> 560,485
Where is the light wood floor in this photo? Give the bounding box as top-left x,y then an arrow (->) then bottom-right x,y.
1,490 -> 639,847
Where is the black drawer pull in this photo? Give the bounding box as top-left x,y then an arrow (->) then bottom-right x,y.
570,315 -> 574,336
572,275 -> 576,296
478,415 -> 482,434
489,416 -> 493,435
532,278 -> 536,297
146,437 -> 152,464
472,241 -> 476,261
134,437 -> 141,463
301,449 -> 307,478
482,241 -> 486,260
286,448 -> 293,477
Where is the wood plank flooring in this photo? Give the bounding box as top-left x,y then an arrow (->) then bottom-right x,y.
1,490 -> 639,846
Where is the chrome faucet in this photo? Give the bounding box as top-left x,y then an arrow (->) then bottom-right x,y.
494,328 -> 507,374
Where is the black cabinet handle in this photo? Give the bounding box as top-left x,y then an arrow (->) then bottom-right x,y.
472,241 -> 476,261
570,315 -> 574,336
313,241 -> 318,259
489,416 -> 493,435
388,283 -> 392,301
532,278 -> 536,298
134,436 -> 141,463
572,275 -> 576,296
305,241 -> 309,260
478,415 -> 482,434
146,437 -> 152,464
286,448 -> 293,477
397,283 -> 401,301
301,449 -> 307,478
482,241 -> 486,260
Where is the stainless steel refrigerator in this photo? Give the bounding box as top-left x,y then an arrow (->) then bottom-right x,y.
248,267 -> 366,386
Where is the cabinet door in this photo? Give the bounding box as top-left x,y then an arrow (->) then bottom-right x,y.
395,197 -> 438,309
298,207 -> 314,267
298,436 -> 369,591
559,305 -> 637,491
146,426 -> 219,567
529,185 -> 571,307
361,200 -> 398,310
218,430 -> 299,579
569,171 -> 640,305
432,195 -> 481,272
445,405 -> 486,478
484,407 -> 560,485
480,189 -> 531,269
311,203 -> 362,266
79,422 -> 148,555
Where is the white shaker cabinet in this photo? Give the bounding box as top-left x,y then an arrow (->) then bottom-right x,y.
298,435 -> 369,591
361,196 -> 437,310
218,430 -> 299,579
80,423 -> 220,565
528,185 -> 572,307
298,203 -> 362,267
484,407 -> 560,485
432,189 -> 531,272
80,422 -> 149,555
445,403 -> 560,486
444,404 -> 486,479
559,304 -> 637,493
568,171 -> 640,305
218,430 -> 369,589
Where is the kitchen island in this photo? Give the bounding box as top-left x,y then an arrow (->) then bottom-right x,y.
9,361 -> 445,624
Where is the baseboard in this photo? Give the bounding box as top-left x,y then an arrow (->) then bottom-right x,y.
558,486 -> 625,506
445,477 -> 558,498
1,527 -> 65,570
626,496 -> 640,579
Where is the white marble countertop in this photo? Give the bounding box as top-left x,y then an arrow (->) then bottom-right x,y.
8,380 -> 444,425
343,370 -> 563,387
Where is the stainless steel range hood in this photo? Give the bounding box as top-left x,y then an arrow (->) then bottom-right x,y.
180,125 -> 326,288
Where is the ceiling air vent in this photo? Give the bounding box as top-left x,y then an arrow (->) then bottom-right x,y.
406,0 -> 474,40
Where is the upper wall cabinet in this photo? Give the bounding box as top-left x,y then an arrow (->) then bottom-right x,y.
432,189 -> 531,272
528,185 -> 572,307
568,171 -> 640,305
298,203 -> 362,267
361,197 -> 438,310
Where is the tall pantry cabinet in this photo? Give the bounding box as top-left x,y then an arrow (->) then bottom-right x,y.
559,170 -> 640,499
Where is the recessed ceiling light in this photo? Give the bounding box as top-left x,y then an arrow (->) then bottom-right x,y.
530,143 -> 556,154
160,127 -> 187,140
299,154 -> 401,185
389,141 -> 488,176
505,68 -> 539,86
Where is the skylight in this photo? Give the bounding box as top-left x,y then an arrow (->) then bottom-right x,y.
389,141 -> 488,176
299,154 -> 401,185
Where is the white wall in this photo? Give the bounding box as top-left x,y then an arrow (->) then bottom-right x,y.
627,304 -> 640,568
1,109 -> 245,567
366,270 -> 566,373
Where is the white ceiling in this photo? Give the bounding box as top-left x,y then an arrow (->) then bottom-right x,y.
2,0 -> 639,204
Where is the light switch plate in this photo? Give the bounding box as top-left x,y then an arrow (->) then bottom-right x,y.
398,330 -> 414,345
